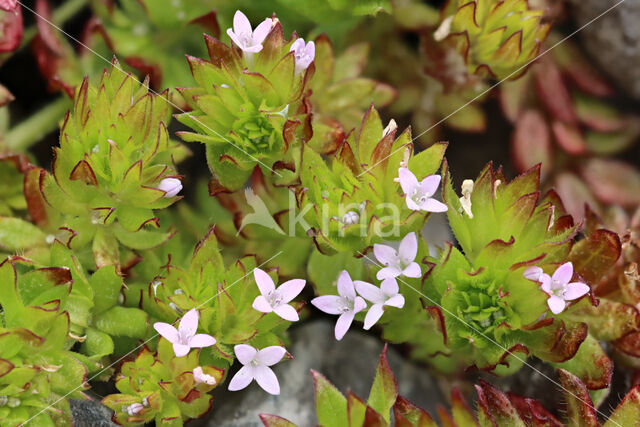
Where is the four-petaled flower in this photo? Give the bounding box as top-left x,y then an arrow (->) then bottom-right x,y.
228,344 -> 286,395
524,262 -> 590,314
193,366 -> 217,385
398,167 -> 447,212
311,271 -> 367,340
252,268 -> 305,321
290,38 -> 315,74
373,232 -> 421,280
355,278 -> 405,329
227,10 -> 272,54
153,309 -> 217,357
158,178 -> 182,198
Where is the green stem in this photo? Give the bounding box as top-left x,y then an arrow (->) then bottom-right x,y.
6,97 -> 72,152
19,0 -> 90,50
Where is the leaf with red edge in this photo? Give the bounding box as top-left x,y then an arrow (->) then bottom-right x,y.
551,121 -> 587,155
605,386 -> 640,426
475,379 -> 526,426
367,344 -> 398,423
259,414 -> 298,427
565,298 -> 639,342
450,388 -> 478,426
393,396 -> 437,427
312,370 -> 348,427
557,369 -> 599,427
506,393 -> 563,426
570,228 -> 621,286
613,330 -> 640,358
0,6 -> 22,53
553,334 -> 612,390
534,58 -> 576,125
346,391 -> 367,427
581,158 -> 640,206
553,172 -> 600,222
512,110 -> 552,177
499,75 -> 531,123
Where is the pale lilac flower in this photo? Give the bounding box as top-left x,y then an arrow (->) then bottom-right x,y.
193,366 -> 216,385
398,167 -> 448,212
290,38 -> 315,74
311,271 -> 367,340
373,232 -> 421,280
158,178 -> 182,197
125,403 -> 144,416
228,344 -> 286,395
525,262 -> 590,314
153,309 -> 216,357
252,268 -> 305,321
226,10 -> 272,53
355,278 -> 405,329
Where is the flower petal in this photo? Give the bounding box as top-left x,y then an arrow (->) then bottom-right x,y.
178,309 -> 198,339
380,278 -> 399,296
173,343 -> 191,358
226,28 -> 244,49
234,344 -> 258,365
523,266 -> 543,281
337,270 -> 356,299
563,282 -> 590,300
363,304 -> 385,330
153,322 -> 179,344
228,365 -> 254,391
353,296 -> 367,314
376,266 -> 402,280
402,262 -> 421,278
405,195 -> 421,211
398,167 -> 419,194
256,346 -> 286,366
273,304 -> 299,321
373,243 -> 398,266
335,312 -> 355,340
254,365 -> 280,395
277,279 -> 306,303
232,10 -> 252,36
311,295 -> 343,315
254,268 -> 276,295
188,334 -> 216,348
252,295 -> 273,313
305,41 -> 315,58
540,273 -> 551,293
398,232 -> 418,264
421,198 -> 448,213
552,262 -> 573,285
354,281 -> 384,303
252,18 -> 273,45
290,38 -> 305,53
385,294 -> 405,308
547,295 -> 566,314
420,175 -> 441,197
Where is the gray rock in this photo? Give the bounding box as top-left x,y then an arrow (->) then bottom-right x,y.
569,0 -> 640,99
204,320 -> 444,426
70,398 -> 118,427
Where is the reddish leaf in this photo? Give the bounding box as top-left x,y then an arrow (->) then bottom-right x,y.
570,229 -> 621,285
557,369 -> 599,427
581,158 -> 640,206
551,121 -> 587,155
511,110 -> 552,177
534,58 -> 576,125
190,11 -> 220,38
475,379 -> 524,426
0,5 -> 22,52
259,414 -> 297,427
507,393 -> 563,426
394,396 -> 437,427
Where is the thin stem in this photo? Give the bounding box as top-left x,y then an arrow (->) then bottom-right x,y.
6,96 -> 72,152
19,0 -> 89,50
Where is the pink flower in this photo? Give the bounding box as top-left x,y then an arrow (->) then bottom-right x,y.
290,38 -> 315,74
226,10 -> 272,53
0,0 -> 17,12
193,366 -> 216,385
158,178 -> 182,197
228,344 -> 286,395
252,268 -> 305,321
311,271 -> 367,340
373,232 -> 421,280
398,167 -> 447,212
355,278 -> 405,329
524,262 -> 590,314
153,309 -> 216,357
125,403 -> 144,416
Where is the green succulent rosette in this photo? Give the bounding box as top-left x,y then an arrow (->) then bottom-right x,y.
102,339 -> 223,426
0,258 -> 88,427
296,106 -> 447,255
175,20 -> 317,191
438,0 -> 550,80
34,62 -> 186,267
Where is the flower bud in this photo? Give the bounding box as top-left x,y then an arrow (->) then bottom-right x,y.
158,178 -> 182,198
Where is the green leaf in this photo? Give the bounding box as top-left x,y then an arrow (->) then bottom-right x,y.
81,327 -> 115,358
407,142 -> 447,180
557,369 -> 599,427
605,386 -> 640,427
90,265 -> 123,314
367,345 -> 397,422
393,396 -> 437,426
357,105 -> 383,165
313,370 -> 348,427
307,250 -> 364,295
0,217 -> 46,251
94,306 -> 148,338
553,334 -> 612,390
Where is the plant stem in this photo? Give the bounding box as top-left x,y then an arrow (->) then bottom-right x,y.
19,0 -> 89,50
6,97 -> 72,152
